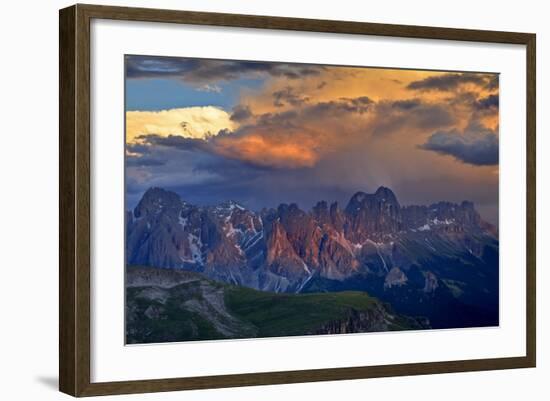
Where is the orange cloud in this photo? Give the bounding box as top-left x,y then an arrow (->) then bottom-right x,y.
214,134 -> 318,168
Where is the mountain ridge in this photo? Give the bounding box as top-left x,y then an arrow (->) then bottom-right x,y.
126,185 -> 499,329
126,265 -> 428,343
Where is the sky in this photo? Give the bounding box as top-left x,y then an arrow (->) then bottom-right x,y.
125,55 -> 499,225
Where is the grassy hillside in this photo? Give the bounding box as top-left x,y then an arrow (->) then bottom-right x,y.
227,287 -> 384,337
126,266 -> 426,344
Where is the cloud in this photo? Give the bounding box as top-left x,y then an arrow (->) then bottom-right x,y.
391,99 -> 422,110
316,81 -> 327,90
125,91 -> 469,173
407,73 -> 494,92
127,95 -> 376,170
474,94 -> 499,110
130,129 -> 319,170
230,105 -> 253,122
126,134 -> 205,169
126,55 -> 323,83
272,87 -> 310,107
125,134 -> 226,206
126,155 -> 166,167
130,94 -> 457,171
126,106 -> 235,142
214,134 -> 319,168
370,99 -> 455,136
210,96 -> 377,168
196,84 -> 222,93
485,75 -> 499,90
132,134 -> 211,152
419,127 -> 499,166
256,110 -> 299,128
305,96 -> 373,117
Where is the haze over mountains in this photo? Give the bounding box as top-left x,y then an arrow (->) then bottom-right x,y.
126,186 -> 499,331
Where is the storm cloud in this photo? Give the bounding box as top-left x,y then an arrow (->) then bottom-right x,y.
474,94 -> 499,110
230,105 -> 253,122
420,128 -> 499,166
272,87 -> 310,107
370,99 -> 455,136
407,73 -> 495,92
126,55 -> 324,83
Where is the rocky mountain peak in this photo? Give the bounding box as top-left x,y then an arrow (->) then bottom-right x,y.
346,191 -> 368,210
312,201 -> 330,225
211,200 -> 248,221
218,200 -> 245,211
134,187 -> 184,218
329,202 -> 345,231
374,186 -> 399,204
344,187 -> 402,241
346,186 -> 400,213
313,200 -> 328,212
401,199 -> 486,234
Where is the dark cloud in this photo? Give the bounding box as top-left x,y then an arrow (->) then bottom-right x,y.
126,55 -> 324,83
126,142 -> 152,156
126,155 -> 166,167
407,104 -> 454,129
278,66 -> 322,79
231,96 -> 375,135
256,110 -> 299,128
306,96 -> 373,117
419,127 -> 498,166
391,99 -> 422,110
485,75 -> 499,90
316,81 -> 327,90
407,73 -> 492,92
474,94 -> 499,110
445,92 -> 498,119
272,87 -> 310,107
134,134 -> 211,152
125,135 -> 232,208
230,105 -> 253,122
341,96 -> 374,107
371,100 -> 454,136
445,91 -> 478,106
125,133 -> 273,210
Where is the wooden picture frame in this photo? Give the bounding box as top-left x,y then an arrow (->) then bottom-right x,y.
59,3 -> 536,397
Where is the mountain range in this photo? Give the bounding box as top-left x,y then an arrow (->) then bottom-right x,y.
126,186 -> 499,332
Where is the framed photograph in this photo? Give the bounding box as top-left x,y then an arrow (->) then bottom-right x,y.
59,4 -> 536,397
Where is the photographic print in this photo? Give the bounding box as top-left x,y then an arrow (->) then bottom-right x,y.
124,56 -> 499,344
